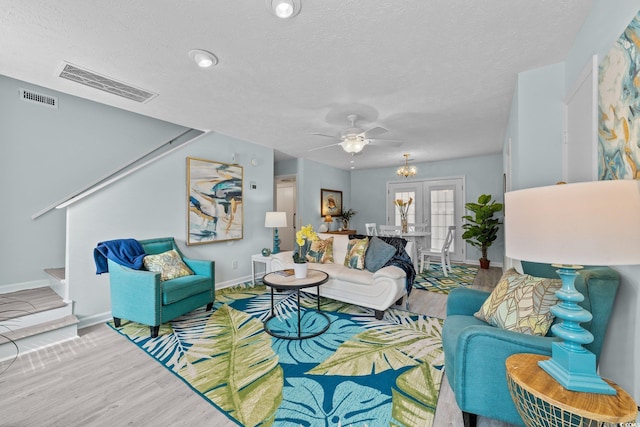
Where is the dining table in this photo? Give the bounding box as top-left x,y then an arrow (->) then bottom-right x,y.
400,231 -> 431,271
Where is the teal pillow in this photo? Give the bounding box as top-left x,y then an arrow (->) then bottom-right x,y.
365,237 -> 397,272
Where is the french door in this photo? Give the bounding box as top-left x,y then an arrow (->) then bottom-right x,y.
387,177 -> 465,261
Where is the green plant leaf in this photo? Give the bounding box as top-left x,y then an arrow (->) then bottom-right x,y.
177,304 -> 283,426
391,359 -> 442,426
307,316 -> 443,376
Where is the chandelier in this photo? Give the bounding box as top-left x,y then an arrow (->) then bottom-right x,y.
397,154 -> 417,178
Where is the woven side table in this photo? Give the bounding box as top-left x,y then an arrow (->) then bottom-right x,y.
506,353 -> 637,427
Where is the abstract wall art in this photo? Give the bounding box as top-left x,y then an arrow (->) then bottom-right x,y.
187,157 -> 243,245
598,10 -> 640,180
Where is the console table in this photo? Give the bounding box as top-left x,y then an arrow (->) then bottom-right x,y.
324,229 -> 357,235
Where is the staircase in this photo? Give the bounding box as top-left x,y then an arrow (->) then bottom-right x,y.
0,269 -> 79,361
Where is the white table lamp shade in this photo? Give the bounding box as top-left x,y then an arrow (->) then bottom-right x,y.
265,211 -> 287,228
505,180 -> 640,266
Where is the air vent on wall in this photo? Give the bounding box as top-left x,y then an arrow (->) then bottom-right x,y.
59,62 -> 158,103
20,88 -> 58,108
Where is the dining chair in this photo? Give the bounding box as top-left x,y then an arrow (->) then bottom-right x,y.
419,225 -> 455,276
365,223 -> 378,236
379,225 -> 402,237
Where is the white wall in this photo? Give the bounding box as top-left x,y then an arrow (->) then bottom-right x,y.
66,132 -> 274,321
350,154 -> 504,264
0,74 -> 188,288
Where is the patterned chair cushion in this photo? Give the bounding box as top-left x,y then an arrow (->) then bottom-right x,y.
143,249 -> 194,281
474,268 -> 562,336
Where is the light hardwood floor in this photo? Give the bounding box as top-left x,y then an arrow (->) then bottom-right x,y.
0,265 -> 512,427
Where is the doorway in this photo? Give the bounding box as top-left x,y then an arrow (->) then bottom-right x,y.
275,176 -> 297,251
387,177 -> 465,261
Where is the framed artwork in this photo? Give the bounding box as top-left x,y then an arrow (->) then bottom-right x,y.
187,157 -> 243,245
598,10 -> 640,180
320,188 -> 342,217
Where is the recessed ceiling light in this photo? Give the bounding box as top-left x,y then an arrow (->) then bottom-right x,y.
266,0 -> 301,19
188,49 -> 218,68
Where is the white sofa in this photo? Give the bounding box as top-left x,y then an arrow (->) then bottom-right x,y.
270,233 -> 414,319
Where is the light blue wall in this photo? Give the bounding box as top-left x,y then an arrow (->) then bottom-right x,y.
297,159 -> 351,230
0,74 -> 188,287
351,154 -> 504,263
510,62 -> 565,190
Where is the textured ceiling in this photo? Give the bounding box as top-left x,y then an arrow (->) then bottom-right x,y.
0,0 -> 593,171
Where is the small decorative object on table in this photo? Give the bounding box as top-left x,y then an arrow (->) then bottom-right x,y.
340,208 -> 357,231
394,197 -> 413,233
293,224 -> 318,278
261,248 -> 271,257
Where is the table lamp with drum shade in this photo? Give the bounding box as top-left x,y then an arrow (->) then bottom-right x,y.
265,212 -> 287,254
505,180 -> 640,394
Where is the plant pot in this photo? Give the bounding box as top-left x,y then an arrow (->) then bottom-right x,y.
479,258 -> 491,269
293,262 -> 308,279
342,219 -> 350,230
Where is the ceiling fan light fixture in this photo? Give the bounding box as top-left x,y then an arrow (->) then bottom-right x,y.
341,135 -> 367,154
267,0 -> 301,19
397,153 -> 417,178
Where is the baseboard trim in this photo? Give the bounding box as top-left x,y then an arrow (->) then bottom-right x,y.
0,279 -> 50,294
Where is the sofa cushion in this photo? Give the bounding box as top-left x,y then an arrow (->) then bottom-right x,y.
344,237 -> 369,270
306,236 -> 334,263
365,237 -> 397,272
474,268 -> 562,336
143,249 -> 194,281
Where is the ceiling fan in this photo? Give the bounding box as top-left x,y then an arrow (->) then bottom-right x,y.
309,114 -> 401,154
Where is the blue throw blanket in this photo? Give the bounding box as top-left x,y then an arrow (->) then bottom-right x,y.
349,234 -> 416,295
94,238 -> 146,274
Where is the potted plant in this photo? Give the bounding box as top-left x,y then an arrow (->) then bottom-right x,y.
461,194 -> 503,269
293,224 -> 318,278
340,208 -> 357,230
394,198 -> 413,233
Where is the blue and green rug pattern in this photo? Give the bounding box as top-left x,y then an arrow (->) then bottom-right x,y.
413,264 -> 478,294
108,283 -> 445,427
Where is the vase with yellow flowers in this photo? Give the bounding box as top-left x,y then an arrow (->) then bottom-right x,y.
394,197 -> 413,233
293,224 -> 318,278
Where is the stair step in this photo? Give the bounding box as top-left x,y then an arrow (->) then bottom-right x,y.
44,267 -> 65,282
0,287 -> 67,321
0,314 -> 79,344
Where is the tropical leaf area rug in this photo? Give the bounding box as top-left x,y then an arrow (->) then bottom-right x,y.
108,283 -> 445,427
413,264 -> 478,294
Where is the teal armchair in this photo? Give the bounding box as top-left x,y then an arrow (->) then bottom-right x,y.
108,237 -> 215,337
442,262 -> 620,426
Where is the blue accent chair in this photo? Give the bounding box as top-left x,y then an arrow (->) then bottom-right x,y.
442,262 -> 620,426
108,237 -> 215,337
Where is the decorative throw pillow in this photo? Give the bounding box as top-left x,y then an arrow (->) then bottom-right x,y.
364,237 -> 397,272
343,237 -> 369,270
143,249 -> 194,281
306,237 -> 334,263
474,268 -> 562,336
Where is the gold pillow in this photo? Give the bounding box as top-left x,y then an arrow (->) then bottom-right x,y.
343,237 -> 369,270
306,237 -> 334,263
143,249 -> 194,281
474,268 -> 562,336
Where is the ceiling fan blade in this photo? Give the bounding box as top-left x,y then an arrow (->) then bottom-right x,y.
312,133 -> 340,139
308,142 -> 342,152
363,126 -> 389,139
368,139 -> 403,147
